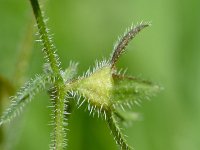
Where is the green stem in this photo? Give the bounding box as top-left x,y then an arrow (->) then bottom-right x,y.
29,0 -> 61,75
51,85 -> 67,150
106,111 -> 132,150
29,3 -> 68,147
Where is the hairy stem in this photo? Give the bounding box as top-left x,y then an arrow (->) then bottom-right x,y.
106,111 -> 132,150
29,2 -> 72,149
50,85 -> 68,150
29,0 -> 61,75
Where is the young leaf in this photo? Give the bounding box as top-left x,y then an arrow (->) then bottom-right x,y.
0,74 -> 52,126
112,74 -> 161,109
111,22 -> 150,68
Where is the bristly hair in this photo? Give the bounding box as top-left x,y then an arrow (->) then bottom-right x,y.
110,22 -> 151,68
0,74 -> 53,125
78,59 -> 110,79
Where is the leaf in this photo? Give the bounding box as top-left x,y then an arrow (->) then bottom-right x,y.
110,22 -> 150,68
0,74 -> 53,125
112,74 -> 161,109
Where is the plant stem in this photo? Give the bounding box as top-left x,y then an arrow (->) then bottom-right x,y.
51,85 -> 67,150
29,1 -> 68,149
29,0 -> 61,75
106,111 -> 132,150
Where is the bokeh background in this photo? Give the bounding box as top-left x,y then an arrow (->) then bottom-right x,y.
0,0 -> 200,150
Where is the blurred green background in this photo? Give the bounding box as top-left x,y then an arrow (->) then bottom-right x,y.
0,0 -> 200,150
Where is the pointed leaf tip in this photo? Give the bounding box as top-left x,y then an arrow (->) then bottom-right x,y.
110,22 -> 150,68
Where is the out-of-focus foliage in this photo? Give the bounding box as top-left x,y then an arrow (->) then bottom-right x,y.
0,0 -> 200,150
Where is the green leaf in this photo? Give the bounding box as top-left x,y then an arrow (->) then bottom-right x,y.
0,74 -> 53,126
112,74 -> 161,109
110,22 -> 150,68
